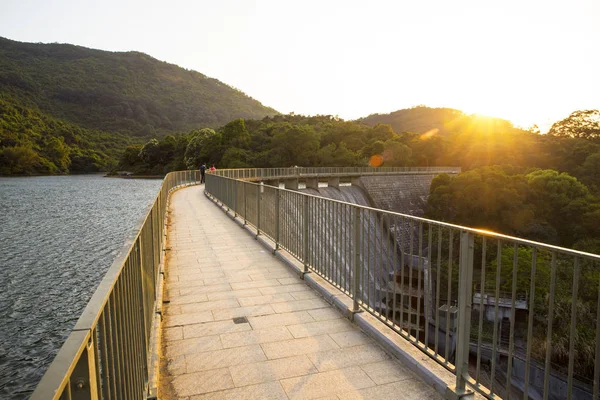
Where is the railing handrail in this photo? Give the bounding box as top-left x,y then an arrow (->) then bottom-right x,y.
32,170 -> 201,400
210,172 -> 600,262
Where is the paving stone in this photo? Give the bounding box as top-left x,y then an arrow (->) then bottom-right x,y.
185,345 -> 267,373
290,291 -> 322,300
212,304 -> 276,321
249,271 -> 296,280
180,299 -> 240,314
165,355 -> 186,376
231,279 -> 282,290
183,320 -> 251,339
307,308 -> 343,321
271,298 -> 330,313
220,326 -> 293,349
280,366 -> 376,400
166,293 -> 209,305
336,379 -> 442,400
165,335 -> 223,358
248,311 -> 315,330
307,344 -> 389,372
171,368 -> 234,397
277,277 -> 301,285
359,360 -> 413,385
228,355 -> 317,387
164,311 -> 214,327
190,381 -> 288,400
259,284 -> 311,295
287,319 -> 357,338
261,335 -> 340,360
328,330 -> 371,348
204,275 -> 253,285
207,288 -> 263,301
164,326 -> 183,341
238,293 -> 295,306
179,284 -> 233,297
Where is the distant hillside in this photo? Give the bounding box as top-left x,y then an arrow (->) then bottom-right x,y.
358,106 -> 527,136
0,37 -> 278,137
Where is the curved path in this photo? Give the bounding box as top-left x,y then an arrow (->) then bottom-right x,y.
159,185 -> 441,400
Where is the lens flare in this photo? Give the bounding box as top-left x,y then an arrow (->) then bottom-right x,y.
419,128 -> 439,140
369,154 -> 384,167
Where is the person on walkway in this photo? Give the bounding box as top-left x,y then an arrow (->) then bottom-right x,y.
209,164 -> 216,172
200,163 -> 206,183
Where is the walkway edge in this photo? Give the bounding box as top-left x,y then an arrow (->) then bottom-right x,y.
204,191 -> 484,399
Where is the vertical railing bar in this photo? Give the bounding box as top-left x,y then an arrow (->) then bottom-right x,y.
112,287 -> 125,399
328,199 -> 332,282
490,239 -> 502,394
385,213 -> 392,324
392,214 -> 399,331
506,243 -> 519,394
416,222 -> 423,343
400,216 -> 406,336
352,206 -> 361,312
523,247 -> 537,400
567,257 -> 580,399
122,266 -> 135,400
594,266 -> 600,400
444,229 -> 453,362
303,195 -> 309,274
130,254 -> 145,398
435,226 -> 441,355
408,219 -> 414,339
543,252 -> 557,400
99,310 -> 111,400
476,236 -> 487,385
425,224 -> 432,350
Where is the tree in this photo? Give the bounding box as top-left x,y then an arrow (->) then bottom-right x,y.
138,138 -> 160,166
220,118 -> 250,149
184,128 -> 217,169
548,110 -> 600,141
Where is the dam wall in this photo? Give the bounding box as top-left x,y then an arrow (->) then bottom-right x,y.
354,174 -> 440,217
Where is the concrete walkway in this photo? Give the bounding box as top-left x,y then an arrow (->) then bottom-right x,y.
159,185 -> 441,400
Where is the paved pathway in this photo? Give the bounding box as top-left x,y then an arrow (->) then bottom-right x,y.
159,185 -> 441,400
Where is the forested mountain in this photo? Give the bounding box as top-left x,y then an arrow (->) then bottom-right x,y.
358,106 -> 528,137
0,37 -> 278,174
0,37 -> 277,135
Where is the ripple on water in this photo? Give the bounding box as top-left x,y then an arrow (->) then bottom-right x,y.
0,175 -> 163,399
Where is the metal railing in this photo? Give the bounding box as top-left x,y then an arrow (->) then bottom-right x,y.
206,168 -> 600,400
213,166 -> 461,180
32,170 -> 200,400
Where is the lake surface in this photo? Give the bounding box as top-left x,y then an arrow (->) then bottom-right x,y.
0,175 -> 163,399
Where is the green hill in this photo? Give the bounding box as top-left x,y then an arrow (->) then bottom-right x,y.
0,37 -> 278,175
0,37 -> 278,136
358,106 -> 526,137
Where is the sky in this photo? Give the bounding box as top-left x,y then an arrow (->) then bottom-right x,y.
1,0 -> 599,132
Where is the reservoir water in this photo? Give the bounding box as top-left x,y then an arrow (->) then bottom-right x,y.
0,175 -> 163,399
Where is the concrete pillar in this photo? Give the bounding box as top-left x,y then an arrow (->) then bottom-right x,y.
264,179 -> 279,187
305,177 -> 319,190
350,177 -> 361,186
328,177 -> 340,188
284,178 -> 299,190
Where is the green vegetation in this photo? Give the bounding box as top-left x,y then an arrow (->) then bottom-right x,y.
0,37 -> 278,175
0,94 -> 132,174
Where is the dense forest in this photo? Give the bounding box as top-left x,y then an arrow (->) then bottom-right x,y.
0,37 -> 277,174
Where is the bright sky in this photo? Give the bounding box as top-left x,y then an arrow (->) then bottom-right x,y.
1,0 -> 599,132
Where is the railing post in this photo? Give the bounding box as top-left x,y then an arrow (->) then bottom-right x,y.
256,184 -> 261,237
447,230 -> 475,399
351,206 -> 362,316
243,183 -> 247,225
302,195 -> 309,276
274,189 -> 280,252
233,181 -> 237,218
